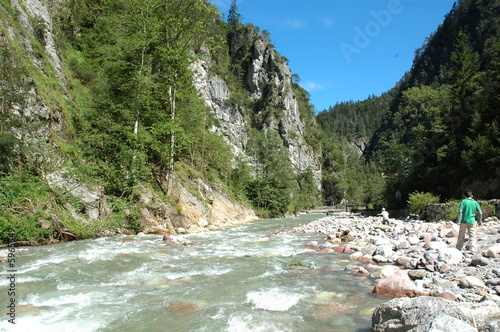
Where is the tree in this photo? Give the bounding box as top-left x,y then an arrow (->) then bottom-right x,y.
245,128 -> 297,216
227,0 -> 241,26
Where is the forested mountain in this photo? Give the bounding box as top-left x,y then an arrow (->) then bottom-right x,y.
0,0 -> 321,244
370,0 -> 499,201
318,0 -> 499,207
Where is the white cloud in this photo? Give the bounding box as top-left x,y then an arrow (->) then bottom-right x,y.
300,81 -> 326,91
320,16 -> 334,28
284,18 -> 306,29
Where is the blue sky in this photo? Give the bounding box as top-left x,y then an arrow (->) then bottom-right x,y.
210,0 -> 457,112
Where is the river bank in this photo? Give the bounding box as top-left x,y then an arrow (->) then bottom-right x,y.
291,212 -> 500,330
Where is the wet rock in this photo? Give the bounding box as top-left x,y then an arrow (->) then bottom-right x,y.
312,302 -> 351,322
356,255 -> 375,264
176,227 -> 187,234
351,266 -> 370,276
349,252 -> 363,260
188,224 -> 202,233
306,241 -> 319,249
167,301 -> 199,313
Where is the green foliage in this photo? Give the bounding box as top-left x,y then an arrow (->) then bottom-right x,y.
443,200 -> 460,221
244,128 -> 298,217
407,191 -> 440,215
285,256 -> 315,269
0,170 -> 55,244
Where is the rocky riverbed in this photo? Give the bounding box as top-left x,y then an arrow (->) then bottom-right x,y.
291,212 -> 500,331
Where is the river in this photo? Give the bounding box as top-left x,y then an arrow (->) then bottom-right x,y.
1,214 -> 386,331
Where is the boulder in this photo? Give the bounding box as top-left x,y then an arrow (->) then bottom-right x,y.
371,297 -> 500,332
437,247 -> 463,265
416,315 -> 477,332
373,271 -> 429,298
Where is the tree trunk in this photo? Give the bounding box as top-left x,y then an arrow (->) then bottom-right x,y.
166,83 -> 176,196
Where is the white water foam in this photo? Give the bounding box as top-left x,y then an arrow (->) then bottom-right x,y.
246,288 -> 305,311
226,312 -> 298,332
0,306 -> 105,332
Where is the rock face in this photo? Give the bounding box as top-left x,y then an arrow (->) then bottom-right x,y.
191,34 -> 322,185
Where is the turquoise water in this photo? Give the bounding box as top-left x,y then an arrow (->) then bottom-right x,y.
0,214 -> 384,331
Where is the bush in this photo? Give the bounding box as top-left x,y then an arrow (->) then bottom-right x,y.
444,200 -> 460,221
407,191 -> 440,215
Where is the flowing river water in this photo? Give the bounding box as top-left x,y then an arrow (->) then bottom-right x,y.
1,214 -> 386,332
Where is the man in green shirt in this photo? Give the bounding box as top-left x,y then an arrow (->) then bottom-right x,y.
456,190 -> 482,252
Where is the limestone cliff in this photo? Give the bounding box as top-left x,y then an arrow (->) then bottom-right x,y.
192,34 -> 322,185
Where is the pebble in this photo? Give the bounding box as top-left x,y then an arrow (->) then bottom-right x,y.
292,212 -> 500,299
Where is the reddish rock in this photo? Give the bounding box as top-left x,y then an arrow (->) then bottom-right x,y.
123,238 -> 135,243
351,266 -> 370,276
437,292 -> 457,301
167,301 -> 199,314
347,294 -> 366,304
333,245 -> 346,252
439,264 -> 452,273
306,241 -> 319,249
357,256 -> 375,264
373,271 -> 430,298
422,236 -> 432,248
316,249 -> 331,253
446,230 -> 459,238
312,302 -> 351,322
343,247 -> 354,254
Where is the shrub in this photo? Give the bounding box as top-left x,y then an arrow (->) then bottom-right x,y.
407,191 -> 440,215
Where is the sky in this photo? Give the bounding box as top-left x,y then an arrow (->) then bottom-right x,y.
210,0 -> 457,112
